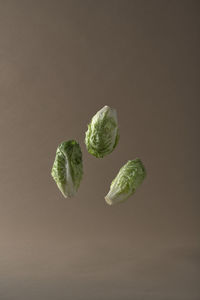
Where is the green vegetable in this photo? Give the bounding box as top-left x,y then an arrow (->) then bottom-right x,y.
51,140 -> 83,198
105,158 -> 146,205
85,105 -> 119,158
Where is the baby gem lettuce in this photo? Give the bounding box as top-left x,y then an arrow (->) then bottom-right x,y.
51,140 -> 83,198
85,106 -> 119,158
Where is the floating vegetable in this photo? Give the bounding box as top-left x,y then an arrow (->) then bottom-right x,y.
85,105 -> 119,158
105,158 -> 146,205
51,140 -> 83,198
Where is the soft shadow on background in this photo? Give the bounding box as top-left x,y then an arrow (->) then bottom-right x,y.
0,1 -> 199,299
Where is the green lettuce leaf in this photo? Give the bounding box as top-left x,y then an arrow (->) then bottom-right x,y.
51,140 -> 83,198
105,158 -> 146,205
85,105 -> 119,158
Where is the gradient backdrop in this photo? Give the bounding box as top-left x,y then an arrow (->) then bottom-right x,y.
0,1 -> 199,299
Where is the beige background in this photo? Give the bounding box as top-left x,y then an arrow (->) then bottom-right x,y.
0,1 -> 199,299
